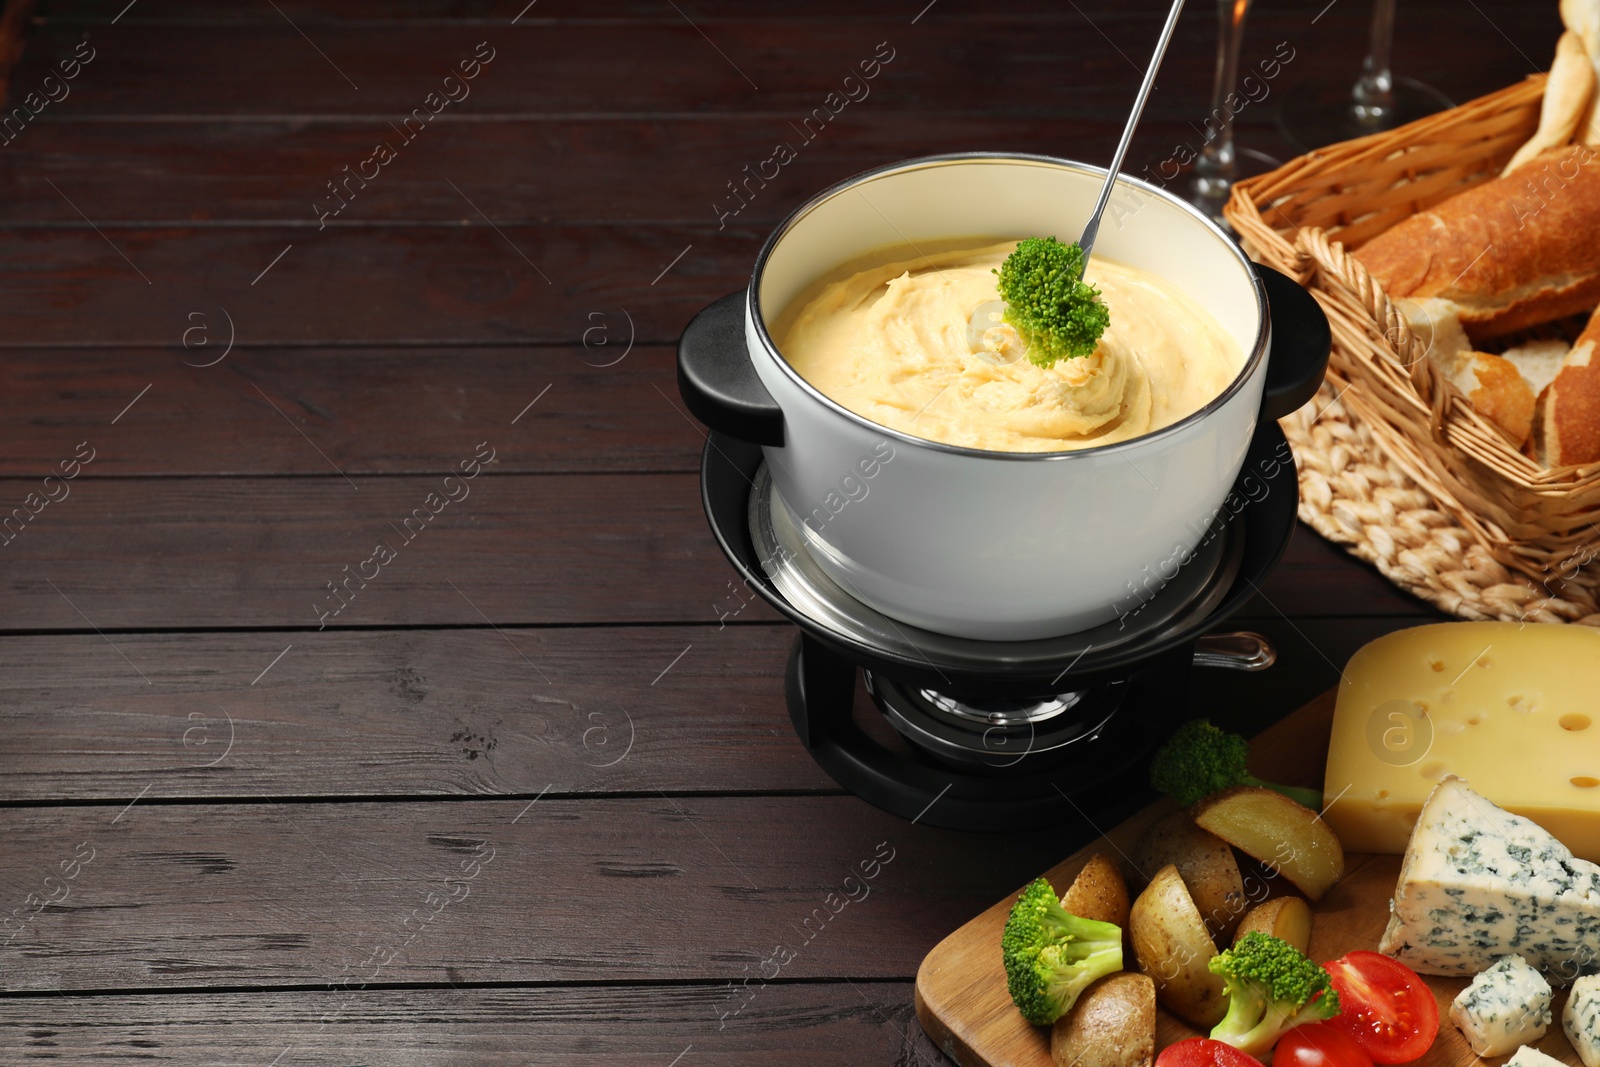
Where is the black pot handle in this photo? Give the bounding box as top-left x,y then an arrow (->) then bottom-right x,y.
1256,263 -> 1331,422
677,290 -> 785,447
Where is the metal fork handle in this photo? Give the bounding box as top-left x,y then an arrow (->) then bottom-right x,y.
1079,0 -> 1190,260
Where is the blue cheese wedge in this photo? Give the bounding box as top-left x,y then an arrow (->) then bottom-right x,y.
1565,975 -> 1600,1067
1449,954 -> 1552,1055
1378,776 -> 1600,981
1508,1047 -> 1569,1067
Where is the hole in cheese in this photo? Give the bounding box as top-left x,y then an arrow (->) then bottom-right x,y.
1561,713 -> 1592,732
1573,777 -> 1600,788
1429,659 -> 1445,672
1419,760 -> 1447,780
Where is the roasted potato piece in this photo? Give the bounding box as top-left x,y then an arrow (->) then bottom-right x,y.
1130,811 -> 1246,944
1232,896 -> 1313,952
1128,863 -> 1228,1029
1051,972 -> 1156,1067
1061,853 -> 1130,928
1192,787 -> 1346,901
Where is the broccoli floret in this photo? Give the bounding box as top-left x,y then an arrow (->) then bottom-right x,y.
1001,876 -> 1124,1025
993,236 -> 1110,366
1149,719 -> 1324,809
1208,932 -> 1341,1056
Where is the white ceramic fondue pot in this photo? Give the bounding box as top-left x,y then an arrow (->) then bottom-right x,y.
679,153 -> 1328,641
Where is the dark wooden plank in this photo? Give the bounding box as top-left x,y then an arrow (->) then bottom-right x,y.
0,984 -> 944,1066
0,223 -> 745,346
0,0 -> 37,105
33,0 -> 1274,19
3,113 -> 1171,225
0,18 -> 1218,117
0,625 -> 841,802
0,613 -> 1438,805
0,794 -> 1077,991
0,346 -> 699,476
0,467 -> 1429,630
0,471 -> 781,629
0,609 -> 1436,809
7,5 -> 1559,122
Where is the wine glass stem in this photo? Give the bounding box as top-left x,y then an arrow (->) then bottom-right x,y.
1195,0 -> 1250,191
1352,0 -> 1396,121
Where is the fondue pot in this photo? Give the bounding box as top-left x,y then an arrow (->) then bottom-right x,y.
680,153 -> 1329,641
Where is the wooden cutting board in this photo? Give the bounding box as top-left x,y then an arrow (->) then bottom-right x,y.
914,689 -> 1584,1067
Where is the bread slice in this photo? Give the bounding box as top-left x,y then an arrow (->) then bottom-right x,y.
1395,298 -> 1536,445
1529,306 -> 1600,466
1356,145 -> 1600,340
1456,352 -> 1537,446
1501,338 -> 1572,397
1396,297 -> 1472,367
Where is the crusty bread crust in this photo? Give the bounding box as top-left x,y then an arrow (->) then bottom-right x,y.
1356,144 -> 1600,341
1461,351 -> 1536,446
1533,307 -> 1600,466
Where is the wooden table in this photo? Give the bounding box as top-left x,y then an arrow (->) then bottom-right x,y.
0,2 -> 1560,1062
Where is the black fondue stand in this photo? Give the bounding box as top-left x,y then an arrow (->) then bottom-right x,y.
678,267 -> 1330,832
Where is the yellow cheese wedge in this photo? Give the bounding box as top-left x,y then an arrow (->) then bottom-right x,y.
1323,621 -> 1600,861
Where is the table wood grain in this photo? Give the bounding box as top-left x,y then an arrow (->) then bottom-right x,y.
0,0 -> 1556,1061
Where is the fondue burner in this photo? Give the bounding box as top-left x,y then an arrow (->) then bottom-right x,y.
673,154 -> 1332,830
701,421 -> 1301,832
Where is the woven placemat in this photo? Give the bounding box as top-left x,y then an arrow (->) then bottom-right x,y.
1282,378 -> 1600,628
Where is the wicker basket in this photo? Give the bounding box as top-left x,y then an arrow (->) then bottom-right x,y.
1225,74 -> 1600,621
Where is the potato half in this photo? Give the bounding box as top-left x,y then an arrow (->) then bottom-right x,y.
1061,853 -> 1131,928
1130,811 -> 1246,944
1128,863 -> 1228,1028
1232,896 -> 1313,952
1051,972 -> 1156,1067
1192,787 -> 1346,901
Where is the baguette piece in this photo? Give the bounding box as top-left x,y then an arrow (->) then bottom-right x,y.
1504,31 -> 1596,173
1356,144 -> 1600,340
1565,0 -> 1600,143
1529,304 -> 1600,466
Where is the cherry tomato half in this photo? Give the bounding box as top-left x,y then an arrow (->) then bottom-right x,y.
1155,1037 -> 1265,1067
1324,951 -> 1440,1064
1277,1023 -> 1376,1067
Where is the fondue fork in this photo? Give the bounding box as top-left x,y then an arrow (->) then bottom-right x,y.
970,0 -> 1188,366
1079,0 -> 1189,261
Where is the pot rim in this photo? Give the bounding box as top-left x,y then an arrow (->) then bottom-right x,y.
746,151 -> 1270,462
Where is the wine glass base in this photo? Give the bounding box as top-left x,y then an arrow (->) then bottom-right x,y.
1188,148 -> 1286,228
1279,76 -> 1454,152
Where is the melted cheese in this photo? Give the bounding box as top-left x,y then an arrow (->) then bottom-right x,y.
772,240 -> 1244,453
